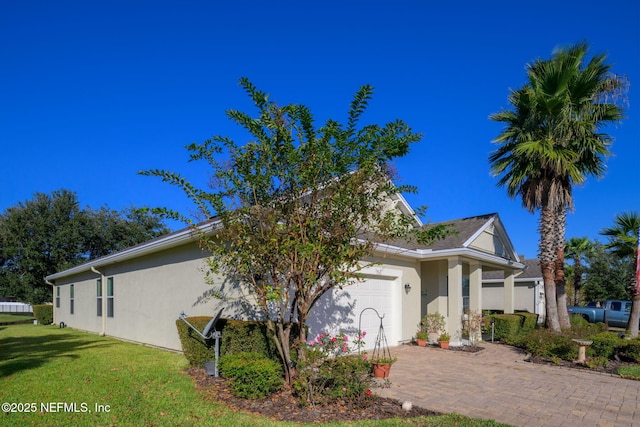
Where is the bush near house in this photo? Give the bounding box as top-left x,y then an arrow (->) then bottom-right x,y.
219,319 -> 278,360
175,316 -> 216,366
218,351 -> 284,399
486,314 -> 522,341
32,304 -> 53,325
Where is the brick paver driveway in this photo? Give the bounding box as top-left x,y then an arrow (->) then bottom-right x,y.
378,342 -> 640,427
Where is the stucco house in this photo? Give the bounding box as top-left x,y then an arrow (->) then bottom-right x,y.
482,256 -> 545,324
47,198 -> 526,351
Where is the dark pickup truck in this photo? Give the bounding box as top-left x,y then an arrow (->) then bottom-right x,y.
567,300 -> 632,328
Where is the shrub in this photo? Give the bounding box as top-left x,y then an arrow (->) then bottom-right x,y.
33,304 -> 53,325
219,320 -> 275,360
175,316 -> 215,366
218,352 -> 283,399
488,314 -> 522,342
519,329 -> 577,360
518,312 -> 538,331
617,339 -> 640,363
294,331 -> 375,407
587,332 -> 622,359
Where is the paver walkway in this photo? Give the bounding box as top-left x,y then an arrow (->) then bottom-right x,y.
377,342 -> 640,427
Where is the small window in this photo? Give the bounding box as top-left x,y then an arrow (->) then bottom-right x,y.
97,279 -> 102,317
70,284 -> 75,315
56,287 -> 60,308
107,277 -> 114,318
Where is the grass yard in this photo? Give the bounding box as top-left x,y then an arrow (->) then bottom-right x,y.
0,313 -> 34,324
0,324 -> 510,427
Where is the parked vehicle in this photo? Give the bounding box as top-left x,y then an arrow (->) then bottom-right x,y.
567,300 -> 632,328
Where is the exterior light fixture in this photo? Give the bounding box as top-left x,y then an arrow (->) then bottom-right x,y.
404,283 -> 411,293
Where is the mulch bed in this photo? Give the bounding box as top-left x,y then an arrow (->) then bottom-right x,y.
187,366 -> 440,423
524,353 -> 637,375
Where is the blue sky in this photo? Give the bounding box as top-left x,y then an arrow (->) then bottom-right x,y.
1,1 -> 638,259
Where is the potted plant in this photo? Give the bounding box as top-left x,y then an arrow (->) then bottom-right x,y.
371,355 -> 397,378
415,331 -> 428,347
420,312 -> 445,345
438,332 -> 450,349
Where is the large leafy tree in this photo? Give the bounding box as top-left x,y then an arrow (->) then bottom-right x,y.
489,42 -> 626,331
565,236 -> 594,305
0,189 -> 169,304
600,211 -> 640,336
582,241 -> 631,304
141,78 -> 448,382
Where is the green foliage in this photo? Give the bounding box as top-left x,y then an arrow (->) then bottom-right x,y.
616,365 -> 640,380
487,314 -> 523,342
175,316 -> 215,366
420,312 -> 445,334
32,304 -> 53,325
294,332 -> 375,406
141,78 -> 452,381
588,332 -> 622,359
582,241 -> 633,303
0,190 -> 168,304
518,329 -> 578,360
219,319 -> 276,360
617,339 -> 640,363
518,312 -> 538,331
218,352 -> 283,399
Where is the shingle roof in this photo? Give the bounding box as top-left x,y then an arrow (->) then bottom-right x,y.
417,213 -> 497,250
483,256 -> 541,280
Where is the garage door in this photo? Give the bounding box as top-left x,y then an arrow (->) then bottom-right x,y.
306,275 -> 399,351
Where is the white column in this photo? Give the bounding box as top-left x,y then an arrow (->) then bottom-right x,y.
469,261 -> 483,313
504,270 -> 515,314
447,257 -> 463,340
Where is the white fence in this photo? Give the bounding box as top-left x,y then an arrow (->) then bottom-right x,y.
0,302 -> 33,313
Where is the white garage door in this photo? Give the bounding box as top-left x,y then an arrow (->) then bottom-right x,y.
306,274 -> 399,351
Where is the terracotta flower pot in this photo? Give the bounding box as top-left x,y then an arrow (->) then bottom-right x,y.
372,363 -> 391,378
439,341 -> 449,349
416,338 -> 427,347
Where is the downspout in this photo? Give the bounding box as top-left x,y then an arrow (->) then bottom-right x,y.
91,266 -> 107,336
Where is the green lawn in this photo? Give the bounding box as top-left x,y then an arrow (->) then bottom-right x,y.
0,324 -> 510,427
0,313 -> 34,324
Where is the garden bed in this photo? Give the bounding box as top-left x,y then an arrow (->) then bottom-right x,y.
189,366 -> 440,423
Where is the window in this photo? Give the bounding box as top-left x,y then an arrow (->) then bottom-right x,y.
97,279 -> 102,317
56,287 -> 60,308
70,284 -> 75,315
107,277 -> 114,318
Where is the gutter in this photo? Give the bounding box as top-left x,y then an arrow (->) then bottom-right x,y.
91,266 -> 107,336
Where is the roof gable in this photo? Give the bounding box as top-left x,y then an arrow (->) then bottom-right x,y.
419,213 -> 520,262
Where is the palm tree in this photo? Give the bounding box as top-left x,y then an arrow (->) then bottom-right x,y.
600,211 -> 640,337
565,237 -> 594,305
490,42 -> 626,331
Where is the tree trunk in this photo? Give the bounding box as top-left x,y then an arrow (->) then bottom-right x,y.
555,247 -> 571,330
553,208 -> 571,330
539,206 -> 561,332
542,262 -> 561,331
627,293 -> 640,338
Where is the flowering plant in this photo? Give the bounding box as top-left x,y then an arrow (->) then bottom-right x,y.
294,331 -> 375,407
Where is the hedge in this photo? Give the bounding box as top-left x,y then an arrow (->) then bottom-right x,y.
219,319 -> 277,360
175,316 -> 216,366
33,304 -> 53,325
218,352 -> 283,398
488,314 -> 523,341
517,312 -> 538,331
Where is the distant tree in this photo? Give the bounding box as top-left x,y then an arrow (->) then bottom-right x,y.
565,237 -> 594,305
582,241 -> 631,304
490,42 -> 626,331
0,190 -> 169,304
141,78 -> 449,383
600,211 -> 640,336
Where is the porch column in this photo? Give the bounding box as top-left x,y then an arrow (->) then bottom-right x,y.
468,261 -> 482,314
504,270 -> 515,314
447,257 -> 463,339
469,261 -> 483,343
